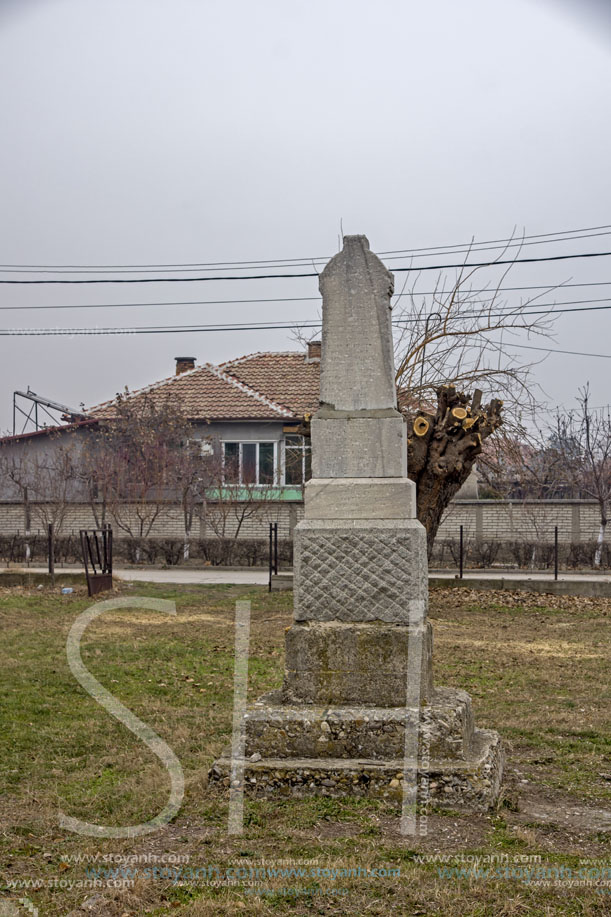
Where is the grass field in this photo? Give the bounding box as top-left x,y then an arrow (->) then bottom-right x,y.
0,581 -> 609,916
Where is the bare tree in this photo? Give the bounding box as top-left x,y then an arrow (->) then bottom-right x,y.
27,447 -> 76,534
393,245 -> 556,551
204,458 -> 278,544
87,391 -> 195,559
0,435 -> 77,550
296,242 -> 557,551
76,427 -> 112,529
393,245 -> 553,412
173,434 -> 216,561
553,386 -> 611,566
477,429 -> 569,567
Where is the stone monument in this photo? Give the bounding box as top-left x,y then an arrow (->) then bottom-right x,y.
210,235 -> 503,812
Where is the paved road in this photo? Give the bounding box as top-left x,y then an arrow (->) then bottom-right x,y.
19,566 -> 270,586
16,566 -> 611,585
116,568 -> 270,585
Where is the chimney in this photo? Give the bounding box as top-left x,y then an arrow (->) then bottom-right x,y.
306,340 -> 321,362
175,356 -> 196,375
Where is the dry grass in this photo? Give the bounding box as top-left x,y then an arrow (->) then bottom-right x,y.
0,581 -> 609,916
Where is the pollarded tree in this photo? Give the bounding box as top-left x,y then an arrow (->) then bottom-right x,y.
403,385 -> 502,555
394,247 -> 554,553
296,241 -> 556,553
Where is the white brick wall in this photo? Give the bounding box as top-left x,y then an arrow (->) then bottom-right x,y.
0,501 -> 304,540
0,499 -> 602,544
438,501 -> 603,543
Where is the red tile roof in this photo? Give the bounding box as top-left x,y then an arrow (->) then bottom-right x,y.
89,352 -> 321,422
221,351 -> 320,416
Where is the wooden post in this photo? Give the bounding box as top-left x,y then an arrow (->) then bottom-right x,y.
554,525 -> 559,581
459,524 -> 464,579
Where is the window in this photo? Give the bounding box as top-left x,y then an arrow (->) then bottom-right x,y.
259,442 -> 275,484
222,441 -> 277,485
284,434 -> 312,486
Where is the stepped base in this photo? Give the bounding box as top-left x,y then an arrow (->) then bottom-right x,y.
209,727 -> 503,813
244,687 -> 474,760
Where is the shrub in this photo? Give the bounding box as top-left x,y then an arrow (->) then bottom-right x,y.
470,540 -> 501,568
158,539 -> 183,566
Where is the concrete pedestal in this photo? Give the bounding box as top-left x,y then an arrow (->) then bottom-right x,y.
209,234 -> 503,813
210,515 -> 503,812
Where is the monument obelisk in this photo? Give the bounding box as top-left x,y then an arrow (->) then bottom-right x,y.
210,235 -> 503,811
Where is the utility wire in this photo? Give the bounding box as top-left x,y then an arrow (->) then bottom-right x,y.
4,321 -> 611,361
2,223 -> 610,271
378,225 -> 611,256
5,298 -> 611,335
488,342 -> 611,360
0,296 -> 322,312
2,249 -> 611,284
3,230 -> 611,273
0,322 -> 320,335
3,281 -> 611,312
400,298 -> 611,322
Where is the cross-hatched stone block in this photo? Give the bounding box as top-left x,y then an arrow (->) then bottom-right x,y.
294,519 -> 428,623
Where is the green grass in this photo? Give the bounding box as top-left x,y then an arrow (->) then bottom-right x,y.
0,581 -> 609,916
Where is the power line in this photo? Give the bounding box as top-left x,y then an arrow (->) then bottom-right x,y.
4,321 -> 611,361
400,298 -> 611,322
489,341 -> 611,360
378,225 -> 611,256
2,223 -> 610,271
0,296 -> 321,312
396,280 -> 611,296
4,281 -> 611,312
2,249 -> 611,284
0,321 -> 322,335
5,297 -> 611,335
3,230 -> 611,273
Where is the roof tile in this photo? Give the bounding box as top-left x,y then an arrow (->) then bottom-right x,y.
221,351 -> 320,416
89,353 -> 320,421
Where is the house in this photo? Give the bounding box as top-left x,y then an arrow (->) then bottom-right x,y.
89,344 -> 321,494
0,340 -> 486,547
0,343 -> 322,543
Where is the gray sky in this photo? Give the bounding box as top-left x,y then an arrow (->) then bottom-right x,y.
1,0 -> 610,434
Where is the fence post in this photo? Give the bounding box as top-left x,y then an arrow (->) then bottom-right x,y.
274,522 -> 278,576
48,523 -> 55,583
459,525 -> 464,579
554,525 -> 559,581
268,523 -> 273,592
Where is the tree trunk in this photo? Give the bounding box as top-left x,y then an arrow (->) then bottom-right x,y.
23,486 -> 31,564
594,517 -> 607,567
405,385 -> 503,556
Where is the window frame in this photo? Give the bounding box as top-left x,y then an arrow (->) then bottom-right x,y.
283,434 -> 311,487
221,440 -> 278,486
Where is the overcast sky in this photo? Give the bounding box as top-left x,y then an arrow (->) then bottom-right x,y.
1,0 -> 610,434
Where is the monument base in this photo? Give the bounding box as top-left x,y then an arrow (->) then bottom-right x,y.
209,689 -> 504,813
209,739 -> 503,814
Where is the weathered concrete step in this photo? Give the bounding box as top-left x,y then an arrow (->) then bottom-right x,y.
209,727 -> 503,813
282,620 -> 434,706
245,687 -> 474,762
